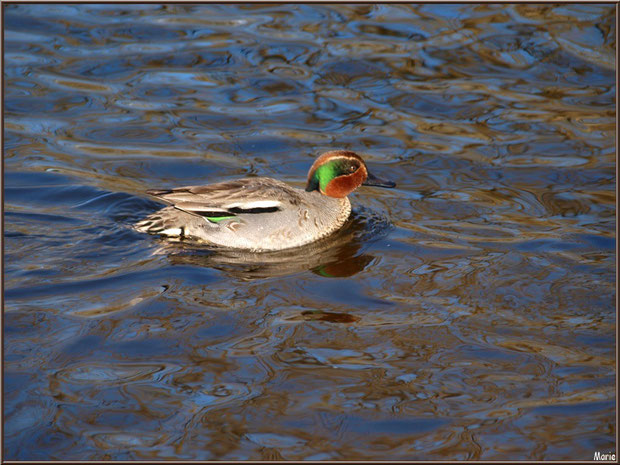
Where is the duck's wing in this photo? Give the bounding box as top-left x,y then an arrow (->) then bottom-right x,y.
147,177 -> 304,219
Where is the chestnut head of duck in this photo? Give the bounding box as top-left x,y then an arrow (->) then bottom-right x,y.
305,150 -> 396,198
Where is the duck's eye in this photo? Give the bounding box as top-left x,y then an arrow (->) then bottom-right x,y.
348,165 -> 357,173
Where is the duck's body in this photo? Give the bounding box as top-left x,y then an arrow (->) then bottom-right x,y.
135,150 -> 394,251
135,177 -> 351,250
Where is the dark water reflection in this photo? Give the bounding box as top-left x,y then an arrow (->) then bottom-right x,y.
4,3 -> 615,461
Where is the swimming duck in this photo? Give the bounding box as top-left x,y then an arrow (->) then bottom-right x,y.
134,150 -> 395,251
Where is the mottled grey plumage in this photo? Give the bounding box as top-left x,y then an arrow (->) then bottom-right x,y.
135,177 -> 351,251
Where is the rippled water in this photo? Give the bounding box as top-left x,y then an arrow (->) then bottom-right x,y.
3,3 -> 616,460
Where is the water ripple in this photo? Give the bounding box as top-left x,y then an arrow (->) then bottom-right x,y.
3,3 -> 615,461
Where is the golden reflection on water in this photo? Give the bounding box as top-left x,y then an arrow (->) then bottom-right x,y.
3,2 -> 616,461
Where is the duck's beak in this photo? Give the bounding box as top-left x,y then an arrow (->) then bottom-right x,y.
363,171 -> 396,188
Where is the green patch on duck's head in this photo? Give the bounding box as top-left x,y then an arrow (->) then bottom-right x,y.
305,152 -> 365,198
315,160 -> 354,191
306,150 -> 396,198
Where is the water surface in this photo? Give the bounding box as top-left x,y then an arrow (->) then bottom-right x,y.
3,3 -> 616,460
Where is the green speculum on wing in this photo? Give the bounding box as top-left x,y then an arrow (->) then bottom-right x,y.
205,215 -> 237,223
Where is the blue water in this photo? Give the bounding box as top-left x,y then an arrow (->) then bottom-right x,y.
4,3 -> 616,460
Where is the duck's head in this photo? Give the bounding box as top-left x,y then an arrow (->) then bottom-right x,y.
305,150 -> 396,198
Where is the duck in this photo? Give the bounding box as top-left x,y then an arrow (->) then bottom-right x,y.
134,150 -> 396,251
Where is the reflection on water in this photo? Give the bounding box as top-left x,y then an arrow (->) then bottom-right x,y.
4,3 -> 616,461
